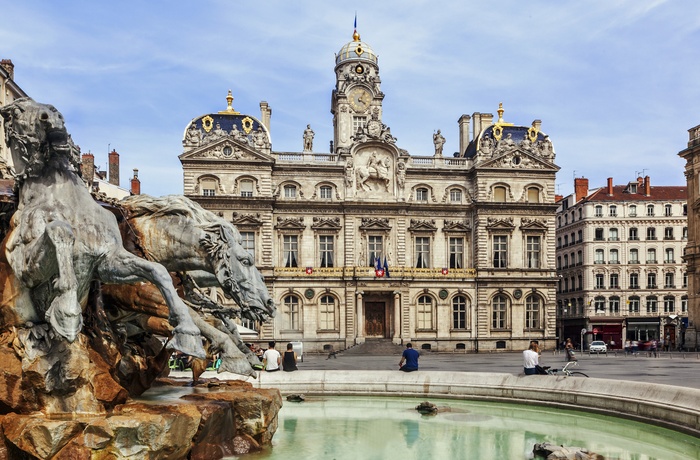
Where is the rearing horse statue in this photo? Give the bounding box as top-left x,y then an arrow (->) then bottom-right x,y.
0,98 -> 205,359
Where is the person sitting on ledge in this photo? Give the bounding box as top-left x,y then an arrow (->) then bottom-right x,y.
399,343 -> 419,372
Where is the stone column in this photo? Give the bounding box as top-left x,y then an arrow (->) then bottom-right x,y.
356,291 -> 364,344
393,291 -> 401,344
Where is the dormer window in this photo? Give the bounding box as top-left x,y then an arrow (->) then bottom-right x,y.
240,179 -> 254,197
284,184 -> 297,198
416,187 -> 428,201
320,185 -> 333,200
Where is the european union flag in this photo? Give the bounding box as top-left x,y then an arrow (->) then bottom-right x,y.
383,256 -> 390,278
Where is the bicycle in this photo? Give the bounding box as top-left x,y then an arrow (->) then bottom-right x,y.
539,361 -> 589,377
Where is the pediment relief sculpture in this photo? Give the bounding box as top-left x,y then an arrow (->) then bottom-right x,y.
520,217 -> 548,231
359,217 -> 392,232
232,212 -> 263,227
486,216 -> 515,230
408,219 -> 437,232
275,216 -> 306,230
311,216 -> 342,231
443,220 -> 471,232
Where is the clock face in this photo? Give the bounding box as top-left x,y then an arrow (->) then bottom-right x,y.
349,87 -> 371,112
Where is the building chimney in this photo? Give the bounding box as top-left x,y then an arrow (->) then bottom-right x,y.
644,175 -> 651,196
555,194 -> 563,202
471,112 -> 482,140
259,101 -> 271,132
108,149 -> 119,186
607,177 -> 614,196
480,113 -> 494,128
574,177 -> 589,203
458,114 -> 471,156
81,152 -> 95,185
0,59 -> 15,80
130,169 -> 140,195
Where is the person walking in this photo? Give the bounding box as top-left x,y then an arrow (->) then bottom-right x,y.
523,341 -> 540,375
565,338 -> 577,362
262,341 -> 281,372
282,342 -> 298,372
399,343 -> 419,372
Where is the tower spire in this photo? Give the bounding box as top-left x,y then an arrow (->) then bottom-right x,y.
353,13 -> 360,41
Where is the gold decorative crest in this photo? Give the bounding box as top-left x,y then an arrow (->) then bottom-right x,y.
491,102 -> 513,141
202,116 -> 214,133
355,45 -> 364,56
241,116 -> 254,134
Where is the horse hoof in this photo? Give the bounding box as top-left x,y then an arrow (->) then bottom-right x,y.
169,329 -> 206,359
46,290 -> 82,342
218,357 -> 256,378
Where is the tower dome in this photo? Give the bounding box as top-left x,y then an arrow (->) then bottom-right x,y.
335,29 -> 378,69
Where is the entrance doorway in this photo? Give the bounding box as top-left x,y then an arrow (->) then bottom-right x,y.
365,302 -> 386,337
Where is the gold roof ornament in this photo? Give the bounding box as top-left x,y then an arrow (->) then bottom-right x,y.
353,30 -> 360,41
218,89 -> 240,115
491,102 -> 514,141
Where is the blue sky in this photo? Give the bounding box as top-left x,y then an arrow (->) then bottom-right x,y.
2,1 -> 698,197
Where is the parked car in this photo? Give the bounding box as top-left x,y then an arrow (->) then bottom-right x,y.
589,341 -> 607,353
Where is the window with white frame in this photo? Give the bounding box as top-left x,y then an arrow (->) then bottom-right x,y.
629,204 -> 637,217
319,235 -> 334,268
526,235 -> 541,268
284,184 -> 297,198
416,187 -> 429,201
609,205 -> 617,216
665,248 -> 674,263
240,231 -> 255,258
577,250 -> 583,265
664,204 -> 672,216
240,179 -> 254,197
368,235 -> 383,267
664,227 -> 674,240
563,254 -> 569,268
492,235 -> 507,268
449,237 -> 464,269
594,297 -> 605,314
665,272 -> 675,288
609,249 -> 619,264
595,228 -> 604,240
452,295 -> 468,329
629,272 -> 639,289
320,185 -> 333,200
284,295 -> 300,330
610,273 -> 619,289
319,295 -> 336,330
646,296 -> 658,313
491,295 -> 507,329
630,248 -> 639,263
595,205 -> 603,217
647,248 -> 657,263
647,272 -> 657,288
352,116 -> 367,132
417,295 -> 434,330
609,228 -> 619,241
525,295 -> 540,329
647,227 -> 656,240
646,204 -> 655,216
450,189 -> 462,203
629,227 -> 639,240
628,296 -> 640,314
283,235 -> 299,267
683,271 -> 688,288
681,296 -> 688,313
595,274 -> 605,289
595,249 -> 605,264
683,227 -> 688,239
201,178 -> 217,197
609,297 -> 620,314
415,236 -> 431,268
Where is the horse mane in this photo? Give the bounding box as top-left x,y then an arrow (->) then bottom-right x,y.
121,194 -> 221,225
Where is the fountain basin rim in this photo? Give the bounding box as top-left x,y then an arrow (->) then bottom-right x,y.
236,370 -> 700,437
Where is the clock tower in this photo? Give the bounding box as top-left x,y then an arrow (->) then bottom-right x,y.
331,29 -> 384,153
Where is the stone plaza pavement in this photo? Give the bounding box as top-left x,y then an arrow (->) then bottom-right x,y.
190,349 -> 700,390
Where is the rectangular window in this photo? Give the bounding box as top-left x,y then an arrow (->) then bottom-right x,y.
628,298 -> 640,314
240,180 -> 254,197
240,231 -> 255,258
283,235 -> 298,268
629,273 -> 639,289
493,187 -> 506,202
450,189 -> 462,202
284,185 -> 297,198
492,235 -> 507,268
417,297 -> 433,330
609,298 -> 620,314
449,237 -> 464,269
664,227 -> 674,240
452,297 -> 467,329
647,272 -> 657,289
629,228 -> 639,240
608,228 -> 618,241
595,274 -> 605,289
665,272 -> 674,288
646,298 -> 658,313
352,116 -> 367,132
663,297 -> 675,313
319,296 -> 336,330
595,206 -> 603,217
492,299 -> 506,329
665,205 -> 673,217
202,188 -> 216,197
647,227 -> 656,240
647,205 -> 655,217
201,179 -> 216,197
319,235 -> 334,268
368,235 -> 383,267
320,186 -> 333,199
526,236 -> 541,268
610,274 -> 619,289
415,237 -> 431,268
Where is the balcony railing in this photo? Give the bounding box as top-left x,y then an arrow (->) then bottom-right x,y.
273,266 -> 477,278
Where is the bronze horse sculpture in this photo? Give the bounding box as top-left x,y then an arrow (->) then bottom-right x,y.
0,98 -> 205,359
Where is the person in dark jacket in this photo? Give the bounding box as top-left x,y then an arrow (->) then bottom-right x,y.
282,342 -> 298,371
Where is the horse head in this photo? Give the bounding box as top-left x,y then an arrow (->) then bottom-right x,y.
201,222 -> 276,322
0,98 -> 80,179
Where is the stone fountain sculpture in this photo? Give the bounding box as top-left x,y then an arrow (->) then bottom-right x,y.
0,98 -> 281,459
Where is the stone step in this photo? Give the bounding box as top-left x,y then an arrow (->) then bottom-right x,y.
341,339 -> 405,356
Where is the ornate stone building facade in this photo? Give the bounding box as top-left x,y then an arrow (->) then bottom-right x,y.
679,124 -> 700,350
179,30 -> 560,352
0,59 -> 28,178
556,177 -> 688,350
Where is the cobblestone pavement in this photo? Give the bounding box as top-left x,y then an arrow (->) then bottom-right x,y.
186,349 -> 700,389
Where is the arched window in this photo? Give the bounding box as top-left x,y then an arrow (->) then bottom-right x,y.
527,187 -> 539,203
319,295 -> 336,330
665,248 -> 674,263
664,204 -> 672,216
646,296 -> 658,313
629,205 -> 637,217
664,271 -> 675,288
609,205 -> 617,216
663,296 -> 675,313
284,184 -> 297,198
491,295 -> 508,329
594,296 -> 605,314
646,204 -> 655,216
609,249 -> 619,264
416,187 -> 429,201
594,205 -> 603,217
609,296 -> 620,314
525,295 -> 540,330
284,295 -> 301,330
595,249 -> 604,264
417,295 -> 433,330
493,186 -> 506,202
647,248 -> 657,264
452,295 -> 469,329
240,179 -> 254,197
628,296 -> 640,314
319,185 -> 333,200
629,248 -> 639,263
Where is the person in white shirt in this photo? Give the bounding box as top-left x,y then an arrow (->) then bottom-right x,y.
262,341 -> 281,372
523,341 -> 540,375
